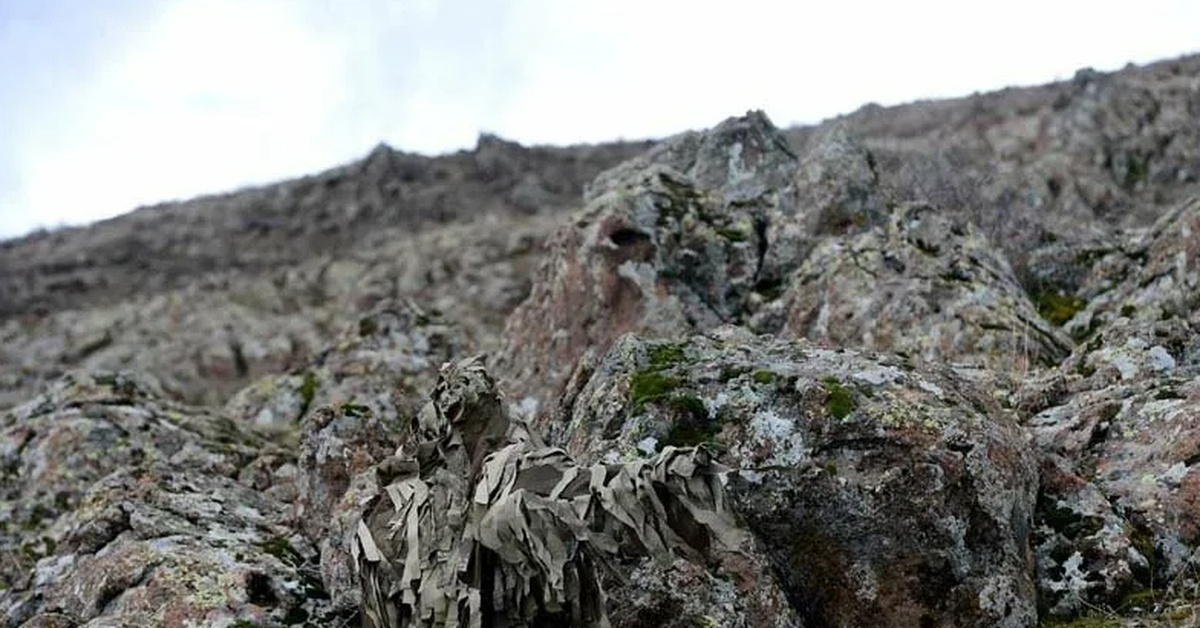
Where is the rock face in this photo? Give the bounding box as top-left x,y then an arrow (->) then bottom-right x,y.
552,330 -> 1038,628
1018,198 -> 1200,617
223,299 -> 466,432
0,372 -> 341,627
3,54 -> 1200,628
774,201 -> 1072,373
500,110 -> 1072,429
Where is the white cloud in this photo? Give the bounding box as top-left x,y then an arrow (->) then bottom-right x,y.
1,0 -> 1197,239
5,0 -> 352,235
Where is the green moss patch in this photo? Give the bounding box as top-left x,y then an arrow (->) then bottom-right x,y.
1031,288 -> 1086,326
714,226 -> 748,242
1118,588 -> 1165,611
753,370 -> 775,385
340,402 -> 372,417
822,377 -> 857,419
630,342 -> 727,448
719,365 -> 752,381
630,371 -> 681,410
630,342 -> 690,410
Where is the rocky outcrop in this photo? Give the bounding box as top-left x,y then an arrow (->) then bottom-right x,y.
500,110 -> 1073,428
0,372 -> 341,627
499,112 -> 873,422
1027,315 -> 1200,617
822,55 -> 1200,301
224,299 -> 466,431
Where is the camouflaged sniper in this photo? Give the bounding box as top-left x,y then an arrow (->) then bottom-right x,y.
354,356 -> 747,628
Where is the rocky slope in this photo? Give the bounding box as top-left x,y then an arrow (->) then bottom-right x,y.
3,53 -> 1200,627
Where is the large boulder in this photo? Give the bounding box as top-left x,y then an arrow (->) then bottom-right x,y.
501,112 -> 899,424
553,329 -> 1039,628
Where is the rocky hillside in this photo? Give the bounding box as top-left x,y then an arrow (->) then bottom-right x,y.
2,54 -> 1200,627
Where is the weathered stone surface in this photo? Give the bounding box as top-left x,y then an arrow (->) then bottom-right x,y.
792,125 -> 889,239
501,108 -> 1081,428
500,156 -> 776,420
0,372 -> 340,627
295,401 -> 400,615
1069,197 -> 1200,339
1026,312 -> 1200,616
554,329 -> 1039,628
224,299 -> 464,431
585,111 -> 798,204
5,466 -> 333,628
817,55 -> 1200,300
771,202 -> 1073,374
1013,198 -> 1200,618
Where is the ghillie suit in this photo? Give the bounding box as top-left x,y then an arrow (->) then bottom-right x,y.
354,356 -> 746,628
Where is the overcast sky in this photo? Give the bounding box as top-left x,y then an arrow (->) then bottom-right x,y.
1,0 -> 1197,239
